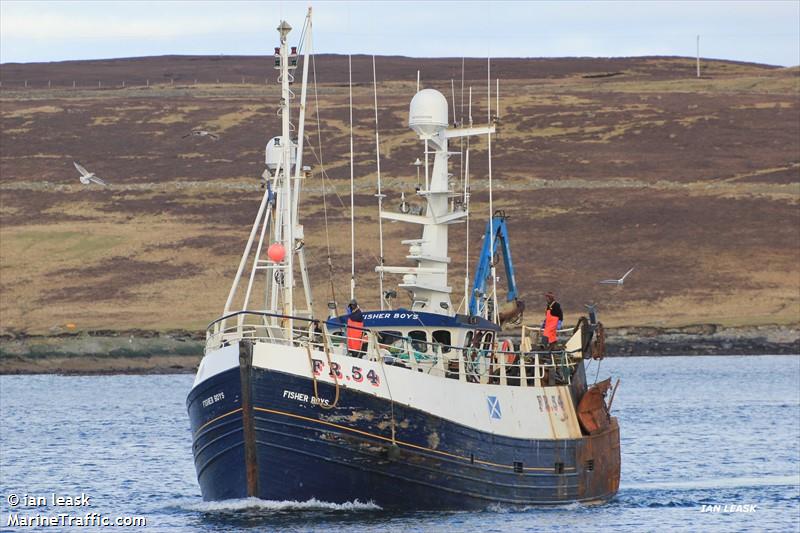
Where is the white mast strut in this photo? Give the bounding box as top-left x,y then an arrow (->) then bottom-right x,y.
223,177 -> 275,315
293,9 -> 313,317
463,86 -> 472,311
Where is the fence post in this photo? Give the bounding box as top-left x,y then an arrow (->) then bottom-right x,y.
24,80 -> 28,88
72,80 -> 76,88
146,79 -> 149,87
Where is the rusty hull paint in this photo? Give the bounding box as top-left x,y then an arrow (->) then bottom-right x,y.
577,377 -> 613,434
576,417 -> 621,501
238,340 -> 259,497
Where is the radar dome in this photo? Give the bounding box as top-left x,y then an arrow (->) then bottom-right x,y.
265,136 -> 297,173
408,89 -> 448,137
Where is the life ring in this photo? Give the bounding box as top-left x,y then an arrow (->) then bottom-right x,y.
499,338 -> 516,365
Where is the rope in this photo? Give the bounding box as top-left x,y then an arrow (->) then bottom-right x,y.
594,357 -> 602,385
296,15 -> 310,56
303,134 -> 382,267
305,323 -> 340,410
310,51 -> 338,313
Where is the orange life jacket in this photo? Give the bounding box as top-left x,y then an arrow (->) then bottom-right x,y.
543,304 -> 559,344
346,317 -> 365,351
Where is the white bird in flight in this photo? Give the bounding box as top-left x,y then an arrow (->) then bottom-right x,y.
599,267 -> 635,286
183,129 -> 219,140
73,161 -> 107,186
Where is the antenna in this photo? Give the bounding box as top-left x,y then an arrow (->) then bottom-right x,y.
696,35 -> 701,78
464,86 -> 473,310
349,54 -> 356,301
373,55 -> 386,310
459,58 -> 466,195
451,79 -> 457,126
468,86 -> 473,126
460,57 -> 465,124
487,55 -> 498,323
496,78 -> 499,121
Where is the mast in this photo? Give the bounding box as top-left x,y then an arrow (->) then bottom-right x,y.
377,89 -> 494,316
278,20 -> 294,333
215,11 -> 314,337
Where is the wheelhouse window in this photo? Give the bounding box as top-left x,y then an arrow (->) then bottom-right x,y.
482,332 -> 494,351
432,330 -> 452,353
376,330 -> 403,348
408,330 -> 428,353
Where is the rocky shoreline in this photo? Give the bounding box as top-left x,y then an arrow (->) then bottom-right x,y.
0,324 -> 797,375
605,324 -> 799,356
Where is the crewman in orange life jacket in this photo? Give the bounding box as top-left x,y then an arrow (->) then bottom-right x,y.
541,291 -> 563,349
346,299 -> 366,357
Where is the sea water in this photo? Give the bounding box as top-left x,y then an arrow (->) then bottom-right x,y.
1,355 -> 798,532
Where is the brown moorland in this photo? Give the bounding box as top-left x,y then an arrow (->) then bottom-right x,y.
1,55 -> 798,336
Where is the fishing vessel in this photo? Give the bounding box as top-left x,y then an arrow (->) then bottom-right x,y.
187,12 -> 620,508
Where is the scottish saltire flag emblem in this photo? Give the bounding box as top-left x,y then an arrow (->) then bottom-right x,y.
487,396 -> 502,419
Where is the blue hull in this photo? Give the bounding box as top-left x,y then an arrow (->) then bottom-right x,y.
187,365 -> 620,508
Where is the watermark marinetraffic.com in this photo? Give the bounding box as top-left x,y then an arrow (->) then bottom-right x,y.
4,492 -> 146,528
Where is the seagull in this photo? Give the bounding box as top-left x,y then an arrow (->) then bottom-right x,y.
599,267 -> 635,286
183,129 -> 219,140
73,161 -> 107,186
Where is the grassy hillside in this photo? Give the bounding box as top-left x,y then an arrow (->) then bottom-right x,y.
1,55 -> 798,334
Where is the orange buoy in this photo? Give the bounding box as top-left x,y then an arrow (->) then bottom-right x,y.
267,243 -> 286,262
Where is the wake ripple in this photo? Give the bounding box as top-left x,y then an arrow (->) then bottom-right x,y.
621,475 -> 800,491
183,497 -> 382,513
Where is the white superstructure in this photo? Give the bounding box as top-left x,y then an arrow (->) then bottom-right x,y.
377,89 -> 495,315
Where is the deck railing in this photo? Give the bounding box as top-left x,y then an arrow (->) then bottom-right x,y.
206,310 -> 583,387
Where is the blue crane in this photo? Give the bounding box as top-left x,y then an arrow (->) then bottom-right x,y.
469,210 -> 519,318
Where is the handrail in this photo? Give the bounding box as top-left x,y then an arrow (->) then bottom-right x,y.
205,309 -> 581,387
210,310 -> 574,356
208,309 -> 319,331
